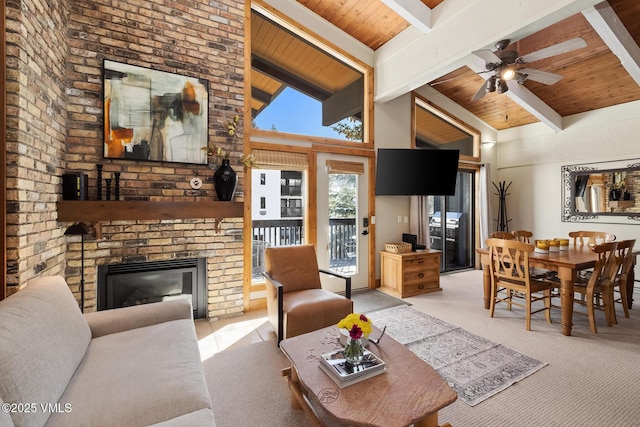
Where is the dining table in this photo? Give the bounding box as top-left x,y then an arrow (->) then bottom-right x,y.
476,243 -> 637,336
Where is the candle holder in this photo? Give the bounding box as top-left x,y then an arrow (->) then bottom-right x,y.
114,172 -> 121,201
105,178 -> 112,201
97,164 -> 103,200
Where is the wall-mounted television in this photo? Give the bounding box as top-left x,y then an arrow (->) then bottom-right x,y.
375,149 -> 459,196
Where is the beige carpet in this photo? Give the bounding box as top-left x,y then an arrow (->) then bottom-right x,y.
202,270 -> 640,427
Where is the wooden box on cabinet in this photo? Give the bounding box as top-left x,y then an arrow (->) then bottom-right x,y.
379,250 -> 441,298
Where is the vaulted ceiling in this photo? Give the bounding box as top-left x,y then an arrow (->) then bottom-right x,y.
277,0 -> 640,132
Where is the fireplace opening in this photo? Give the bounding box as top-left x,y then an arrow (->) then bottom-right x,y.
98,258 -> 207,319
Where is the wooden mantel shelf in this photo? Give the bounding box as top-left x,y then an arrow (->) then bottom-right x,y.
609,200 -> 634,209
57,200 -> 244,222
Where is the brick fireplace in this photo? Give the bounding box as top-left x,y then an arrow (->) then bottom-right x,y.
66,217 -> 245,319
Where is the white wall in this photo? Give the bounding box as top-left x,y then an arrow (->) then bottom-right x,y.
497,100 -> 640,234
373,93 -> 412,278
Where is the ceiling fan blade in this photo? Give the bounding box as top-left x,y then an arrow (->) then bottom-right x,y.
517,37 -> 587,63
518,68 -> 563,85
471,79 -> 489,100
471,49 -> 501,65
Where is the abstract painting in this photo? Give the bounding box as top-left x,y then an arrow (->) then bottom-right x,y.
103,60 -> 209,164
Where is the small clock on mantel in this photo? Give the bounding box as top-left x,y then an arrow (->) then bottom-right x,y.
190,172 -> 203,190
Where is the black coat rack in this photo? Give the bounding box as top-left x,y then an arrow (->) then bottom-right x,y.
493,181 -> 512,232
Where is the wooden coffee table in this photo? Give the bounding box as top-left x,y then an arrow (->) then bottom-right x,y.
280,326 -> 457,427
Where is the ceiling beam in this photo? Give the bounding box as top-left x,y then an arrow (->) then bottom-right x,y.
251,55 -> 332,101
375,0 -> 603,103
378,0 -> 432,33
505,83 -> 563,132
251,86 -> 275,105
582,1 -> 640,86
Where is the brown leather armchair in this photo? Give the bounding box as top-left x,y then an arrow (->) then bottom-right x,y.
263,244 -> 353,345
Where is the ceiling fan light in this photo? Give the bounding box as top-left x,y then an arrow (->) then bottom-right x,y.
500,67 -> 516,81
498,79 -> 509,94
486,77 -> 496,93
515,72 -> 527,84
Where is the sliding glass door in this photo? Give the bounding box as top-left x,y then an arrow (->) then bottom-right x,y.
428,169 -> 475,272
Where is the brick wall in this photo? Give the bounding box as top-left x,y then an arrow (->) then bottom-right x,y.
7,0 -> 248,318
606,171 -> 639,213
5,0 -> 69,292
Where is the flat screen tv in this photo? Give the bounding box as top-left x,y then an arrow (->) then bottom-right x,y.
375,149 -> 460,196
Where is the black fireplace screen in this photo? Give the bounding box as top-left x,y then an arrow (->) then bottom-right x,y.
98,258 -> 207,319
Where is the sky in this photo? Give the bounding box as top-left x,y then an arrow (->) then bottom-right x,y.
253,87 -> 345,139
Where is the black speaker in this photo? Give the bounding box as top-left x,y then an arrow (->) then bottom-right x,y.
62,172 -> 87,200
402,233 -> 418,252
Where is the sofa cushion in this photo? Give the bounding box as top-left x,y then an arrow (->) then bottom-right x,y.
45,319 -> 212,427
84,298 -> 193,338
0,275 -> 91,427
0,396 -> 15,427
147,408 -> 216,426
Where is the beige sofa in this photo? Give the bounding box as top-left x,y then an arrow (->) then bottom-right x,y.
0,275 -> 215,427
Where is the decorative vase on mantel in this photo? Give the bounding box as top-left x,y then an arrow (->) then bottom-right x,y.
609,187 -> 622,201
213,159 -> 237,201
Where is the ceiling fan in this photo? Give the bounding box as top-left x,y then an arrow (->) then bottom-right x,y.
471,37 -> 587,100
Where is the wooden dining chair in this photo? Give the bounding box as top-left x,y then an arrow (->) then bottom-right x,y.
490,231 -> 515,240
511,230 -> 556,280
511,230 -> 533,243
549,241 -> 619,333
609,239 -> 635,323
486,238 -> 553,331
569,230 -> 616,246
569,231 -> 617,285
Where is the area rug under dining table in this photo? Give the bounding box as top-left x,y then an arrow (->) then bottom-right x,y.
366,305 -> 547,406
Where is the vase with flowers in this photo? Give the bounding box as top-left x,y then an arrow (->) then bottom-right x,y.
202,115 -> 256,201
610,171 -> 627,202
337,313 -> 372,368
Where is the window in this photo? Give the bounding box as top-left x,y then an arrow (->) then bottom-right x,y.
413,93 -> 480,162
250,9 -> 368,142
249,151 -> 308,285
281,171 -> 302,196
281,198 -> 302,218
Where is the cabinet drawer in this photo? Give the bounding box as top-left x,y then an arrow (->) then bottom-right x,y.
404,269 -> 438,283
403,255 -> 438,271
403,280 -> 440,297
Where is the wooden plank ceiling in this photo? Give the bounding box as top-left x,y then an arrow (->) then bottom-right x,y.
271,0 -> 640,131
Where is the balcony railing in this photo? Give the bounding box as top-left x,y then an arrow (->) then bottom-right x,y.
251,218 -> 356,280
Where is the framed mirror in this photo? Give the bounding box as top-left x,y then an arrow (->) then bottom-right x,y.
412,93 -> 480,162
561,159 -> 640,223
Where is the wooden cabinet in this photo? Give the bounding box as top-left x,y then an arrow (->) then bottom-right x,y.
379,250 -> 441,298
